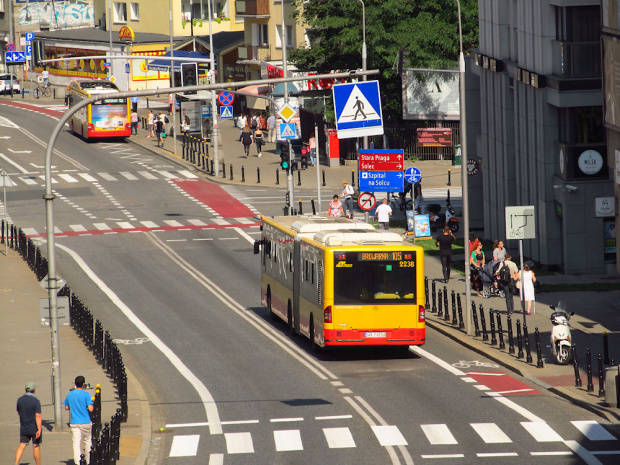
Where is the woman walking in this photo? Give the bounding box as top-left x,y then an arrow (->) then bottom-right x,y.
254,126 -> 264,157
519,263 -> 536,315
469,242 -> 485,296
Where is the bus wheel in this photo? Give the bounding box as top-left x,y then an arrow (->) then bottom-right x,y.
267,290 -> 276,321
309,316 -> 319,352
287,305 -> 294,336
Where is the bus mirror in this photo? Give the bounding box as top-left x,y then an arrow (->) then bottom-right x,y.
253,240 -> 260,254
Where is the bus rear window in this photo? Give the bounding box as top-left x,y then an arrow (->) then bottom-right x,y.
333,251 -> 417,304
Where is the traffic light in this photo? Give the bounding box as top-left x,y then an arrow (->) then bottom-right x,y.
280,142 -> 290,171
181,63 -> 198,94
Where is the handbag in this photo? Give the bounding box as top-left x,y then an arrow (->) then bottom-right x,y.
161,131 -> 166,138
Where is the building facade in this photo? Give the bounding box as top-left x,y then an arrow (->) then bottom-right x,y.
471,0 -> 614,274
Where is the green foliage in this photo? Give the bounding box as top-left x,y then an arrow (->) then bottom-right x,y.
290,0 -> 478,118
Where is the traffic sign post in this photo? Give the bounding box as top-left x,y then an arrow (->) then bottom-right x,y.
359,171 -> 403,192
332,81 -> 384,139
357,192 -> 377,211
279,123 -> 296,139
220,106 -> 233,119
358,149 -> 404,193
404,167 -> 421,185
5,51 -> 26,64
218,91 -> 234,106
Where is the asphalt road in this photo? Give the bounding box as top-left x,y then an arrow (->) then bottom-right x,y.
1,101 -> 618,464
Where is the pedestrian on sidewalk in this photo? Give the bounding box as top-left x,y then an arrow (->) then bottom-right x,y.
254,126 -> 264,157
499,253 -> 519,314
64,375 -> 94,465
519,263 -> 536,315
15,382 -> 42,465
309,134 -> 317,166
239,124 -> 253,158
146,110 -> 154,138
328,194 -> 344,217
492,240 -> 506,262
435,225 -> 455,283
130,109 -> 139,135
155,115 -> 166,148
341,180 -> 355,218
375,198 -> 393,230
267,112 -> 276,142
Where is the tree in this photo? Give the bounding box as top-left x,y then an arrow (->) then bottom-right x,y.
290,0 -> 478,118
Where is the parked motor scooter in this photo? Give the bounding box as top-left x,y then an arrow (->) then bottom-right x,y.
427,203 -> 460,233
549,301 -> 574,364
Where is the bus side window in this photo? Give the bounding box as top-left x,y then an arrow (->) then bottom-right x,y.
273,242 -> 277,262
265,240 -> 271,258
304,259 -> 308,281
311,262 -> 315,284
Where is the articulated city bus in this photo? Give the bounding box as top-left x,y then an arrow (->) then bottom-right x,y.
255,216 -> 426,349
66,80 -> 131,139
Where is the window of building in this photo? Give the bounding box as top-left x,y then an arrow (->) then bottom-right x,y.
276,25 -> 294,49
556,5 -> 601,42
253,23 -> 269,46
130,3 -> 139,21
0,0 -> 4,13
113,2 -> 127,23
559,107 -> 605,144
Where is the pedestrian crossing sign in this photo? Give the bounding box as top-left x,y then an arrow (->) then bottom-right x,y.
279,122 -> 296,139
333,81 -> 384,139
220,106 -> 233,119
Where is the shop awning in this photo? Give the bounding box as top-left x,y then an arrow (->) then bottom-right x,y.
148,51 -> 211,72
237,84 -> 269,95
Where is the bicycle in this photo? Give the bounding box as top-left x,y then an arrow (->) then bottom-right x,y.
390,192 -> 413,213
34,83 -> 51,99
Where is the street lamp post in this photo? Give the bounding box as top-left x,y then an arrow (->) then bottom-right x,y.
355,0 -> 368,151
208,0 -> 219,173
454,0 -> 472,335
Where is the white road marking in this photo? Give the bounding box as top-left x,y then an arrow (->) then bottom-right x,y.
117,222 -> 134,229
166,422 -> 209,428
274,430 -> 303,451
225,432 -> 254,454
571,421 -> 617,441
0,152 -> 30,173
221,419 -> 259,425
78,173 -> 98,182
211,218 -> 230,225
421,454 -> 465,459
58,174 -> 79,183
178,170 -> 198,178
119,171 -> 139,180
138,170 -> 158,180
169,434 -> 200,457
156,170 -> 178,179
421,424 -> 457,445
22,228 -> 38,236
316,415 -> 353,421
188,219 -> 207,226
69,225 -> 87,232
140,221 -> 159,228
564,440 -> 605,465
477,452 -> 518,457
98,172 -> 118,181
208,454 -> 224,465
270,417 -> 304,423
93,223 -> 111,230
323,427 -> 356,448
39,175 -> 57,183
18,176 -> 39,185
521,422 -> 564,442
372,425 -> 408,446
163,220 -> 183,227
531,451 -> 574,456
235,217 -> 256,224
471,423 -> 512,443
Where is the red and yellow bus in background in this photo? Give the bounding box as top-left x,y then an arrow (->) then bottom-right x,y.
255,216 -> 426,349
66,80 -> 131,139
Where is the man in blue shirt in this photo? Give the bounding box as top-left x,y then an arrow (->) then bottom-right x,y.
15,381 -> 42,465
64,376 -> 93,465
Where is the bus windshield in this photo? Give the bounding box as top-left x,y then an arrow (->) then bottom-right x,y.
333,251 -> 418,304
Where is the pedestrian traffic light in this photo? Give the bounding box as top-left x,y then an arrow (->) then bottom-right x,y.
280,142 -> 290,171
181,63 -> 198,94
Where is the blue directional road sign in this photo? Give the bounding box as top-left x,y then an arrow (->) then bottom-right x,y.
332,81 -> 383,139
404,167 -> 421,184
220,106 -> 233,119
6,51 -> 26,64
359,170 -> 404,193
279,122 -> 296,139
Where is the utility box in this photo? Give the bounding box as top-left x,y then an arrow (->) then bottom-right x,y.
327,129 -> 340,167
604,366 -> 618,408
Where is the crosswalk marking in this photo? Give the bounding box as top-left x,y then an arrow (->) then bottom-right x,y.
140,221 -> 159,228
164,220 -> 183,227
117,222 -> 134,229
138,170 -> 158,180
211,218 -> 230,226
235,217 -> 256,224
69,225 -> 87,232
225,432 -> 254,454
58,174 -> 79,183
19,176 -> 38,185
39,175 -> 57,184
93,223 -> 111,230
471,423 -> 512,443
208,453 -> 224,465
156,170 -> 178,179
274,430 -> 303,451
78,173 -> 98,182
22,228 -> 38,236
571,421 -> 617,441
323,427 -> 356,448
119,172 -> 139,180
421,424 -> 458,445
169,434 -> 200,457
372,425 -> 408,446
98,172 -> 118,181
188,219 -> 207,226
178,170 -> 199,178
521,422 -> 564,442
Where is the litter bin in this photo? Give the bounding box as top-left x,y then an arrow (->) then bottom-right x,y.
328,129 -> 340,167
604,365 -> 618,408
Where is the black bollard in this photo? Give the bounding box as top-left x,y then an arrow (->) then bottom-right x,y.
586,348 -> 594,392
437,289 -> 443,318
222,162 -> 226,179
598,353 -> 605,397
457,294 -> 464,330
447,168 -> 451,186
535,328 -> 544,368
497,312 -> 505,350
210,158 -> 215,175
230,164 -> 233,180
507,315 -> 515,354
257,167 -> 261,183
489,309 -> 497,346
425,277 -> 429,308
603,332 -> 610,366
276,169 -> 280,185
451,290 -> 457,325
322,169 -> 326,187
299,199 -> 303,215
241,166 -> 245,182
431,280 -> 437,313
472,302 -> 480,337
524,324 -> 533,363
311,198 -> 316,215
297,169 -> 302,186
516,320 -> 524,359
572,345 -> 582,387
443,286 -> 449,321
351,169 -> 356,187
480,304 -> 488,341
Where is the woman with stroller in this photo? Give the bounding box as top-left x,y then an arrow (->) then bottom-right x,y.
469,242 -> 485,296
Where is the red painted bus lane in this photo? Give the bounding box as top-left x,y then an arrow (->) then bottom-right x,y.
466,372 -> 540,396
173,179 -> 255,218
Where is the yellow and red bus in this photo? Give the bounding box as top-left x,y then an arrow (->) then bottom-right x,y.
66,80 -> 131,139
255,216 -> 426,349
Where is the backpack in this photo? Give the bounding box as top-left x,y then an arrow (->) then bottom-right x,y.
251,117 -> 258,129
499,262 -> 512,286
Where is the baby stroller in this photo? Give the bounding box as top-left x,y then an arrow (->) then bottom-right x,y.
479,260 -> 505,299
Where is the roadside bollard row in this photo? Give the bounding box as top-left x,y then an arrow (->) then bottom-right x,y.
181,132 -> 210,173
9,225 -> 129,461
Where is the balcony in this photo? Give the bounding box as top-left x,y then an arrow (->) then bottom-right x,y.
552,41 -> 601,78
238,45 -> 272,63
235,0 -> 270,17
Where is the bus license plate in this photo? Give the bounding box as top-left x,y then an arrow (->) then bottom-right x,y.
365,332 -> 386,338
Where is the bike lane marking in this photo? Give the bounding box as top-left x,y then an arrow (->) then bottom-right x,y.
465,372 -> 540,396
172,178 -> 255,218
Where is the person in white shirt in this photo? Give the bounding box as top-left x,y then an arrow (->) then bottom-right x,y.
374,198 -> 393,230
267,113 -> 276,142
340,180 -> 355,218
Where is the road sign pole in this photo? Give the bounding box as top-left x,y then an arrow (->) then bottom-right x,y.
519,238 -> 527,327
315,124 -> 321,214
287,139 -> 294,214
